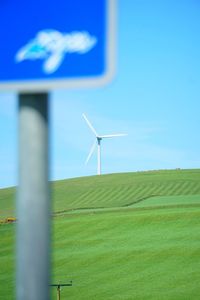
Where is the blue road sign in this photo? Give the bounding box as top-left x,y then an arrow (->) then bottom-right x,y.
0,0 -> 115,91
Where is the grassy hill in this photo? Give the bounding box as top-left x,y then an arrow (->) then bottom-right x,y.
1,169 -> 200,218
52,169 -> 200,213
0,169 -> 200,299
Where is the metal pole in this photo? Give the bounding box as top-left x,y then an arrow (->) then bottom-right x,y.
17,93 -> 50,300
97,138 -> 101,175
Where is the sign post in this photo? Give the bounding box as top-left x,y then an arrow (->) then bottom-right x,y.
0,1 -> 116,299
17,94 -> 50,300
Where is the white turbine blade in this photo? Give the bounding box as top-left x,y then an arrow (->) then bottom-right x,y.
85,140 -> 96,165
82,113 -> 98,136
99,133 -> 128,138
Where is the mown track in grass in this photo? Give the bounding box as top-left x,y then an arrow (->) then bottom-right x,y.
52,169 -> 200,212
51,194 -> 200,218
1,169 -> 200,218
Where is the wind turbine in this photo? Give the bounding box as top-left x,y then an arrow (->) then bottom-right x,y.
83,113 -> 127,175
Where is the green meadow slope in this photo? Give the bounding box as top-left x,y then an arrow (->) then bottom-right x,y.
52,206 -> 200,300
52,168 -> 200,213
1,169 -> 200,218
0,169 -> 200,299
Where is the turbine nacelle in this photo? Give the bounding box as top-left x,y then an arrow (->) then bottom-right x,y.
83,113 -> 127,175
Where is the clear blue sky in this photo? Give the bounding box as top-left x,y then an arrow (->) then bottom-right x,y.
0,0 -> 200,188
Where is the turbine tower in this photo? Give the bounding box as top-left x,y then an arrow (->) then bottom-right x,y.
83,113 -> 127,175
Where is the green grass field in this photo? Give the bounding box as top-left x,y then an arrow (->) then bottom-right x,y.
1,169 -> 200,299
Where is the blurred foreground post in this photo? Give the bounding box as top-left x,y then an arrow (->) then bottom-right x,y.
17,94 -> 50,300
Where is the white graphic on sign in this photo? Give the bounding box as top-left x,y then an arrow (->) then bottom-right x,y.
15,29 -> 97,74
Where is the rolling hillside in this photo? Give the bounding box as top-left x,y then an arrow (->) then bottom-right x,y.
52,169 -> 200,213
0,169 -> 200,299
1,169 -> 200,219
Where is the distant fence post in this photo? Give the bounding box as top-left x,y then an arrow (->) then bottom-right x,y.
57,286 -> 61,300
17,94 -> 50,300
50,282 -> 72,300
